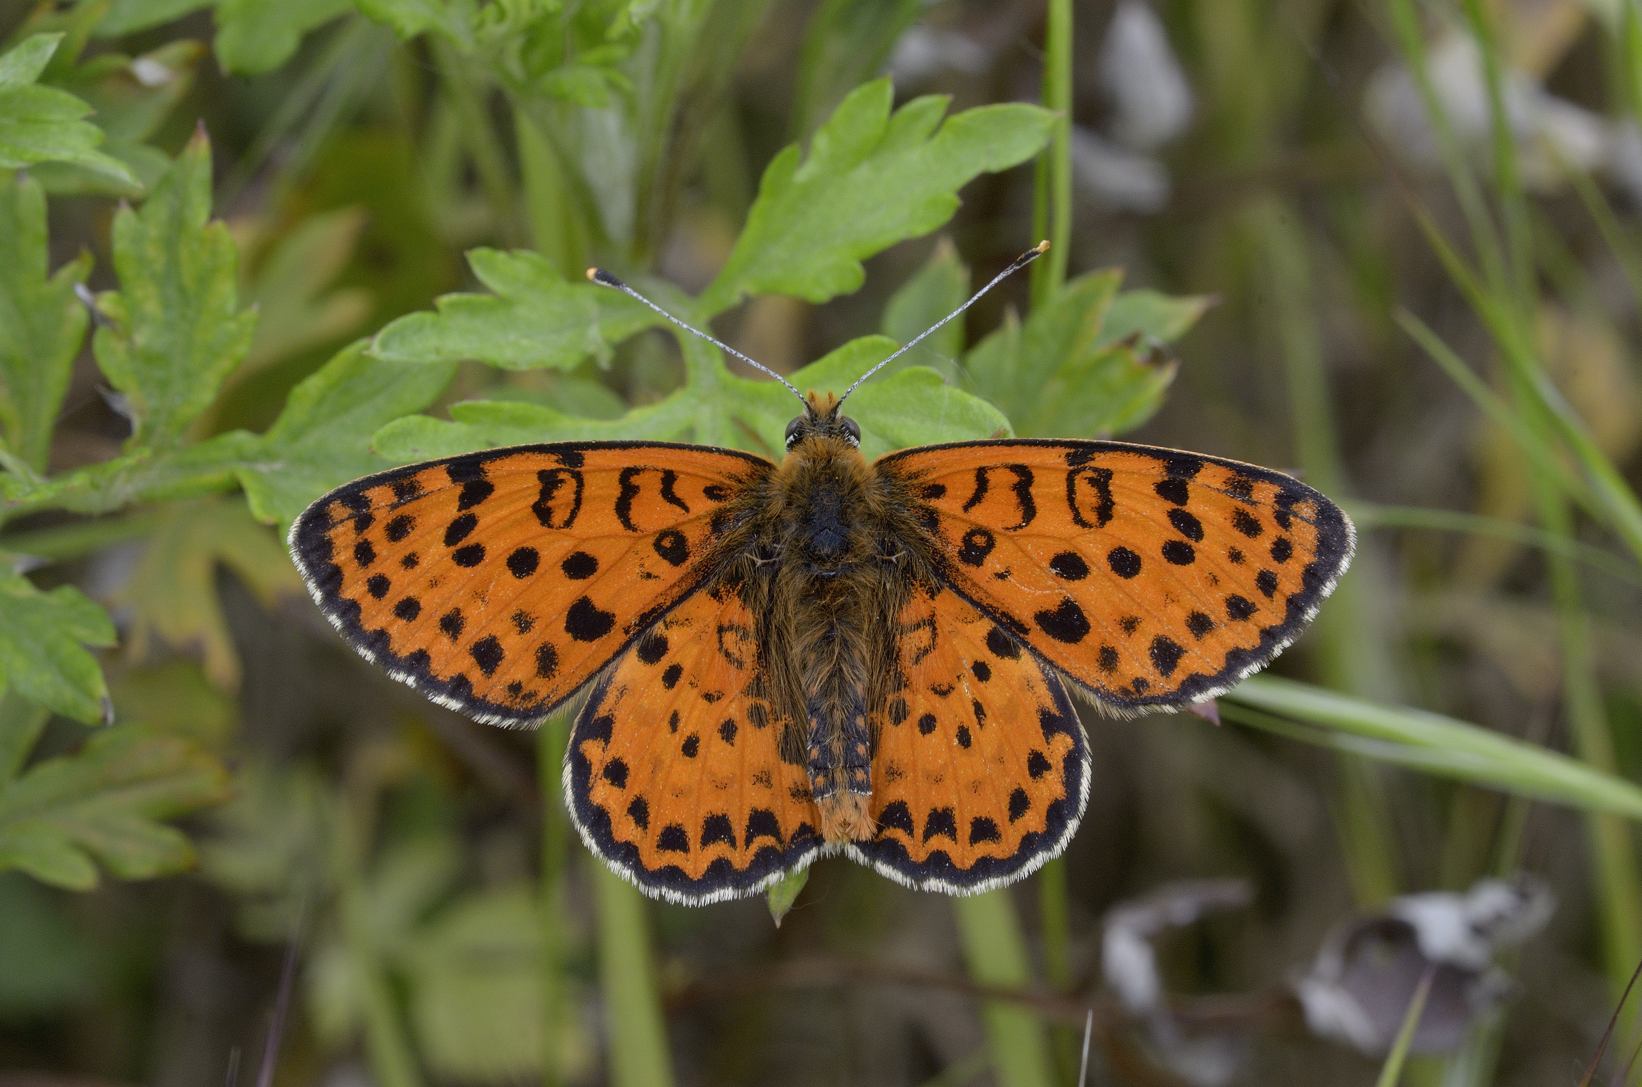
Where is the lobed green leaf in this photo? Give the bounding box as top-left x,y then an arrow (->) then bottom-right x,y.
699,81 -> 1053,313
879,238 -> 970,380
98,0 -> 213,37
92,132 -> 257,450
371,248 -> 656,371
1095,287 -> 1214,350
372,392 -> 698,463
215,0 -> 353,74
0,35 -> 138,186
0,576 -> 115,724
375,336 -> 1011,464
0,172 -> 90,471
404,885 -> 551,1078
28,41 -> 203,196
240,341 -> 456,526
964,271 -> 1190,438
353,0 -> 476,46
0,724 -> 229,890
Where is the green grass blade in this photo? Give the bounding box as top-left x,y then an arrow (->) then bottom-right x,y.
1348,502 -> 1642,588
538,717 -> 571,1087
952,891 -> 1056,1087
1027,3 -> 1075,1073
1375,967 -> 1435,1087
593,867 -> 675,1087
1395,311 -> 1596,511
1227,677 -> 1642,822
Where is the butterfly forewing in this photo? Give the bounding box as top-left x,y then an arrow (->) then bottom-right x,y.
848,585 -> 1089,892
565,584 -> 825,904
289,442 -> 770,726
878,441 -> 1354,710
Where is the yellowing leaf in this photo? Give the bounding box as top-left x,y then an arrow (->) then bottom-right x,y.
119,499 -> 299,687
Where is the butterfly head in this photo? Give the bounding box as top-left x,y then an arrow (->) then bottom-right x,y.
785,391 -> 861,453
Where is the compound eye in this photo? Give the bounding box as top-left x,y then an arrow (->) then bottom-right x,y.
784,417 -> 804,448
841,416 -> 861,446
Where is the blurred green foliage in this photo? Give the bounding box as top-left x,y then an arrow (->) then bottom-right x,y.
1,1 -> 1641,1084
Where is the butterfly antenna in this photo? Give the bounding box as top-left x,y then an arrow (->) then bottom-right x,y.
586,268 -> 806,405
838,240 -> 1050,404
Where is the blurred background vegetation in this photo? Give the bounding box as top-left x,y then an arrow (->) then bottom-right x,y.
3,0 -> 1642,1083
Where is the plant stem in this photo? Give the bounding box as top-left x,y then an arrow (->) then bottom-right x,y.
537,716 -> 570,1087
593,867 -> 675,1087
952,892 -> 1056,1087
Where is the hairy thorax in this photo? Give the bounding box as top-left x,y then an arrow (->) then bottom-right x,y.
714,431 -> 938,843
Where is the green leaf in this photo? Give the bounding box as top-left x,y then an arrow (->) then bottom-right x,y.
964,272 -> 1179,438
770,337 -> 1010,458
765,867 -> 808,927
118,500 -> 299,688
792,0 -> 924,138
1,429 -> 259,520
98,0 -> 214,36
215,0 -> 353,73
354,0 -> 475,45
700,82 -> 1053,312
0,576 -> 115,724
372,391 -> 697,462
27,41 -> 204,196
241,208 -> 373,372
0,35 -> 60,85
879,237 -> 969,380
371,248 -> 654,371
0,724 -> 229,889
199,761 -> 332,939
0,697 -> 50,784
0,35 -> 138,186
0,172 -> 90,470
404,885 -> 551,1078
92,131 -> 257,450
0,872 -> 101,1014
375,336 -> 1009,463
1095,288 -> 1213,350
240,341 -> 456,526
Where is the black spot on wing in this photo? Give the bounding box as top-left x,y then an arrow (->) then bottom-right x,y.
565,596 -> 616,642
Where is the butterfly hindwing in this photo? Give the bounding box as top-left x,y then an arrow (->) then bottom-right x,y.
878,441 -> 1354,710
847,584 -> 1089,893
289,442 -> 771,726
565,584 -> 825,904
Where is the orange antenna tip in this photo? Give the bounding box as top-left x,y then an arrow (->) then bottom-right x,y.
1034,240 -> 1050,254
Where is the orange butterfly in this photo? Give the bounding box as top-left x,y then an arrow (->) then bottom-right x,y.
290,244 -> 1354,904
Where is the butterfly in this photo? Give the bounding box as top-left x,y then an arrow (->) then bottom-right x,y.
289,244 -> 1354,905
